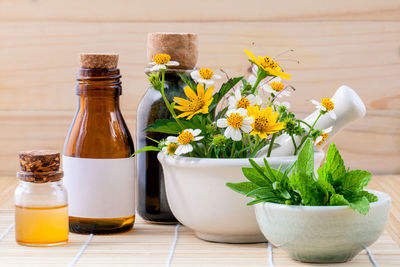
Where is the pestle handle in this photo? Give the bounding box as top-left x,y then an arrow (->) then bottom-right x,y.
256,85 -> 366,157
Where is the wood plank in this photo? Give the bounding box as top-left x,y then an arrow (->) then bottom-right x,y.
0,21 -> 399,111
0,0 -> 399,22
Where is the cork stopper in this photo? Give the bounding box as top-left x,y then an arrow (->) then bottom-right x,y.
17,150 -> 63,183
79,53 -> 119,69
147,32 -> 198,69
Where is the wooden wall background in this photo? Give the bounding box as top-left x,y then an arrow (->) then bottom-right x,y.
0,0 -> 399,175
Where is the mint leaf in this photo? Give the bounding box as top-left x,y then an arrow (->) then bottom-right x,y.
247,196 -> 284,205
226,182 -> 259,196
360,190 -> 378,203
329,194 -> 349,206
318,143 -> 346,184
289,172 -> 325,206
348,196 -> 370,215
317,177 -> 336,195
341,170 -> 371,196
246,186 -> 275,198
242,167 -> 271,187
296,139 -> 314,177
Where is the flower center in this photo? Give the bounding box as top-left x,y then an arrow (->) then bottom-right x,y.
199,68 -> 214,80
227,113 -> 244,129
321,98 -> 334,111
269,81 -> 284,92
153,53 -> 171,65
317,133 -> 329,146
260,56 -> 279,70
177,131 -> 194,145
167,143 -> 178,154
236,97 -> 250,109
188,97 -> 205,111
254,115 -> 269,132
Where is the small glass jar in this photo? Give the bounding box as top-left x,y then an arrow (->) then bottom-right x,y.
15,151 -> 68,246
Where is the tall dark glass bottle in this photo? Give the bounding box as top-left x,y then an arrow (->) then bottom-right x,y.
137,70 -> 190,222
64,54 -> 135,234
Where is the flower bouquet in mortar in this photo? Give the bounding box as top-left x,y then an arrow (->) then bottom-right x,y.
136,48 -> 386,245
139,49 -> 334,158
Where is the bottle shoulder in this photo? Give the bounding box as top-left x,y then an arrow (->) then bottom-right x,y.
64,109 -> 134,158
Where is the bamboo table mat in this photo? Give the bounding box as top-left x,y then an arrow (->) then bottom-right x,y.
0,176 -> 400,266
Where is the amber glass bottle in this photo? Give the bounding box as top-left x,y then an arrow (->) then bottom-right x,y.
63,54 -> 135,234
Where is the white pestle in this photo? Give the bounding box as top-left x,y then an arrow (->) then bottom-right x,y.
256,85 -> 367,157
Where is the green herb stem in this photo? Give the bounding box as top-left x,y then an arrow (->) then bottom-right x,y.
160,69 -> 185,130
296,112 -> 322,153
267,133 -> 277,157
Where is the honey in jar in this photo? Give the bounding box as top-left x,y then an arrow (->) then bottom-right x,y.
15,151 -> 68,246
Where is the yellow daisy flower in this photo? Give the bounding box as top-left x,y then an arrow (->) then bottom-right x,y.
247,106 -> 285,139
244,49 -> 291,80
173,84 -> 214,120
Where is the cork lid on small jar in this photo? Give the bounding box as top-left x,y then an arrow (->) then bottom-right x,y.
147,32 -> 198,70
79,53 -> 119,69
17,150 -> 63,183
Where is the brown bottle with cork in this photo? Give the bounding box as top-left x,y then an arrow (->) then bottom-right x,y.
137,33 -> 198,222
63,53 -> 135,234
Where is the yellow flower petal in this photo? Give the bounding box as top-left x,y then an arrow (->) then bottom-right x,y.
183,86 -> 197,100
204,85 -> 214,100
244,49 -> 261,66
197,84 -> 205,98
173,97 -> 191,105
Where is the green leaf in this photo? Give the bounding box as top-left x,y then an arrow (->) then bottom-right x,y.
130,146 -> 161,157
242,167 -> 271,187
329,194 -> 349,206
145,118 -> 204,134
263,158 -> 277,183
178,73 -> 197,90
360,190 -> 378,203
247,196 -> 284,205
226,182 -> 259,196
144,119 -> 182,134
209,77 -> 242,112
348,196 -> 370,215
246,186 -> 275,198
317,175 -> 336,194
289,172 -> 326,206
296,139 -> 314,177
319,143 -> 346,184
341,170 -> 371,196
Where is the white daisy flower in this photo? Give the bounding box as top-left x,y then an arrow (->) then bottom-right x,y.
190,68 -> 221,86
216,108 -> 254,141
162,140 -> 179,155
228,89 -> 262,110
314,127 -> 333,147
149,53 -> 179,72
166,129 -> 203,155
311,98 -> 336,120
263,77 -> 291,97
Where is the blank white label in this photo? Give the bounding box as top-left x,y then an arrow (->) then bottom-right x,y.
63,156 -> 135,219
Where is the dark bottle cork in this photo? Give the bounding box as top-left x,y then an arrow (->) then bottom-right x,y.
17,150 -> 63,183
147,32 -> 198,69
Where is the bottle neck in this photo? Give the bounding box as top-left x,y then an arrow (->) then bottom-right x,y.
76,68 -> 121,112
76,68 -> 122,96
